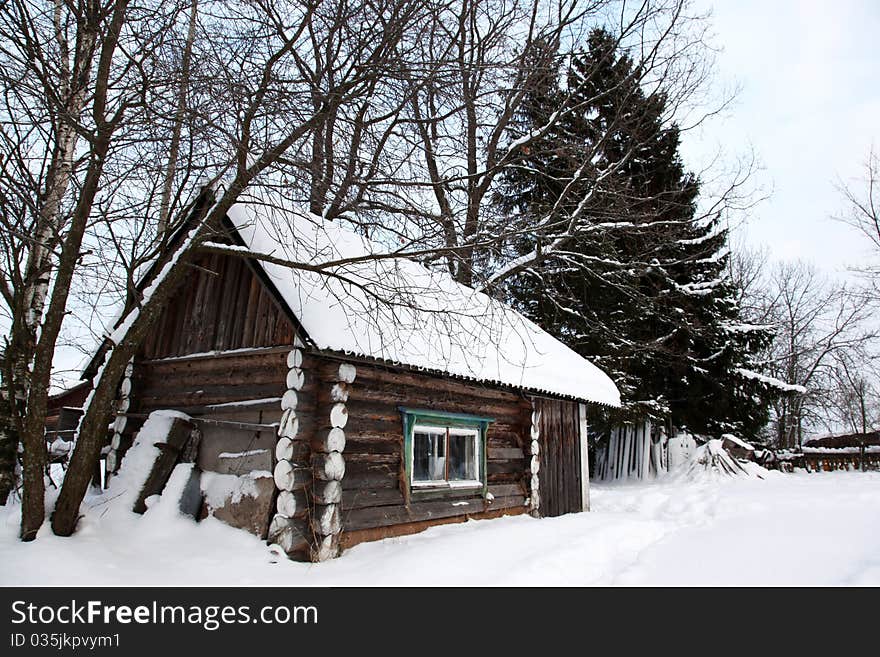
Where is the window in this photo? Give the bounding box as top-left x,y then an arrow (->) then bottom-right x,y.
401,408 -> 491,494
413,425 -> 480,487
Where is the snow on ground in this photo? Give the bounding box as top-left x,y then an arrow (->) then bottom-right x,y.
2,470 -> 879,586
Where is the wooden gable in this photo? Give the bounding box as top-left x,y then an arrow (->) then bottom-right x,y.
140,251 -> 298,359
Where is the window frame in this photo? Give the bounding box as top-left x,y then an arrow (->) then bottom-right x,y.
400,407 -> 492,499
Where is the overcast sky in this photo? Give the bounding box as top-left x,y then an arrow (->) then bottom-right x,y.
681,0 -> 880,275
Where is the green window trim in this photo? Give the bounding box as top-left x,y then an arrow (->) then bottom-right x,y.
400,407 -> 493,499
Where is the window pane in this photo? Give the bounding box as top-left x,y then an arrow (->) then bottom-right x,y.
448,432 -> 477,481
414,430 -> 446,482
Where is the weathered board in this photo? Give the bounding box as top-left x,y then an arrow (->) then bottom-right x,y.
140,252 -> 296,359
132,347 -> 295,412
339,505 -> 527,550
133,417 -> 196,514
535,397 -> 581,517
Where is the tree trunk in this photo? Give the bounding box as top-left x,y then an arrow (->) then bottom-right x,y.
51,190 -> 213,536
18,121 -> 121,539
0,344 -> 26,504
10,1 -> 100,538
0,385 -> 18,505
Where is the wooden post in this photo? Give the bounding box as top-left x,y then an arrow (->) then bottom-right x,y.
310,361 -> 356,562
613,427 -> 623,479
605,429 -> 618,481
621,425 -> 632,481
641,420 -> 651,480
528,403 -> 541,517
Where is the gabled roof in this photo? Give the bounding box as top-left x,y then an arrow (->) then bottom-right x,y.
225,200 -> 620,407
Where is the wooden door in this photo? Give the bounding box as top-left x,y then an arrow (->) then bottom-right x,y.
536,398 -> 582,517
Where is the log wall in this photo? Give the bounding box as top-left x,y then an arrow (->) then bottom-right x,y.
114,348 -> 579,557
131,347 -> 294,413
268,345 -> 317,559
111,248 -> 303,480
328,359 -> 532,548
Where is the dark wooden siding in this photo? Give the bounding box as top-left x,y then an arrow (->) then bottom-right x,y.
331,360 -> 531,541
535,397 -> 581,517
131,347 -> 294,414
802,452 -> 880,472
119,347 -> 303,468
140,252 -> 296,359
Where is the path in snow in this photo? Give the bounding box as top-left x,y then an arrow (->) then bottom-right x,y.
1,471 -> 878,586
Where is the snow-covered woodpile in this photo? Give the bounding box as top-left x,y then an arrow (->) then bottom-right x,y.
593,425 -> 764,481
594,428 -> 880,476
682,439 -> 753,479
720,433 -> 755,460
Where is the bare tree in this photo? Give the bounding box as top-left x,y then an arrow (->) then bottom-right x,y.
156,0 -> 200,241
391,0 -> 744,291
726,242 -> 769,316
835,146 -> 880,285
752,262 -> 876,448
827,351 -> 880,438
0,0 -> 191,536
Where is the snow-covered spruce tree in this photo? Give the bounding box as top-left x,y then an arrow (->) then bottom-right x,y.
495,29 -> 776,439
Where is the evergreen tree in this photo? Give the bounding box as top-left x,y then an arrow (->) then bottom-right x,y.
496,29 -> 775,439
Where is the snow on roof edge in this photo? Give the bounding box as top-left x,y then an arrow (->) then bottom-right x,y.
317,347 -> 621,407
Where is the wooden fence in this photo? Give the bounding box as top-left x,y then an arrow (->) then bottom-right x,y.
593,421 -> 667,482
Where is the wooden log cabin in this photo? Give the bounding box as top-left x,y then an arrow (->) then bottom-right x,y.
87,196 -> 621,562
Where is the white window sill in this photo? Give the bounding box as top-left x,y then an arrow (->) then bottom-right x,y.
411,481 -> 483,490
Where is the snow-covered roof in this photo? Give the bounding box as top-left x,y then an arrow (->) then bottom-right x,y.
803,446 -> 880,455
225,201 -> 620,407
